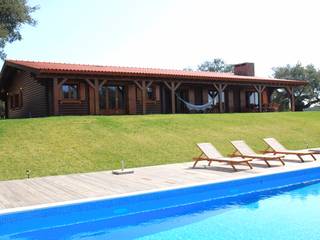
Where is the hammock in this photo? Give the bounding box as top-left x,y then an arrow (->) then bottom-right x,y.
176,95 -> 213,111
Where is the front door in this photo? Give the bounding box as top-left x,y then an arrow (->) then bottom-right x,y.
176,88 -> 189,113
99,85 -> 127,114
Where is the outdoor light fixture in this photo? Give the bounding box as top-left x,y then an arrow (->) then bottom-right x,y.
112,160 -> 134,175
26,169 -> 31,179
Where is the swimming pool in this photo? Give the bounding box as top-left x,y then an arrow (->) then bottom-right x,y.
1,166 -> 320,239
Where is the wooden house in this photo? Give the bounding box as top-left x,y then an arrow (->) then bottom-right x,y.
0,60 -> 306,118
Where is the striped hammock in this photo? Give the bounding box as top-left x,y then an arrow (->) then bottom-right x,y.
176,95 -> 213,111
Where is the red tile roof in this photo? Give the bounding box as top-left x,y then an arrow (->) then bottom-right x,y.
4,60 -> 307,86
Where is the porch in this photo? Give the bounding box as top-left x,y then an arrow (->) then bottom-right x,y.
51,78 -> 297,116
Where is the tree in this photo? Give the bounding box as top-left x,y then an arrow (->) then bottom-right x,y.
0,0 -> 38,59
272,63 -> 320,111
197,58 -> 233,73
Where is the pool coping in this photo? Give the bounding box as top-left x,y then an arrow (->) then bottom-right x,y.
1,162 -> 319,216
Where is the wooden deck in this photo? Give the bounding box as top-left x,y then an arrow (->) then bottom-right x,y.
0,155 -> 319,211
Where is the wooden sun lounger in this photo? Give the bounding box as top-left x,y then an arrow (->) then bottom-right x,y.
262,137 -> 318,162
193,143 -> 253,171
230,140 -> 285,167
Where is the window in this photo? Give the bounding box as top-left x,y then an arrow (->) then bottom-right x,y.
10,96 -> 14,109
108,86 -> 116,109
147,86 -> 155,101
9,91 -> 23,109
99,86 -> 107,110
61,83 -> 79,99
208,90 -> 224,105
249,92 -> 259,105
208,90 -> 216,104
99,85 -> 126,112
246,91 -> 259,108
118,86 -> 125,109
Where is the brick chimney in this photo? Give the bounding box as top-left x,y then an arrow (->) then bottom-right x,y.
234,62 -> 255,76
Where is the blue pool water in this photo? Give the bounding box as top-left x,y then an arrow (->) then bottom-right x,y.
1,167 -> 320,239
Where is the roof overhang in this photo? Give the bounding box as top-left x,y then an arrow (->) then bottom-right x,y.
0,60 -> 308,88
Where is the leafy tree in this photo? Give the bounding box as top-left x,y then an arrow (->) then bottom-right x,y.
0,0 -> 38,59
197,58 -> 233,73
183,67 -> 193,71
272,63 -> 320,111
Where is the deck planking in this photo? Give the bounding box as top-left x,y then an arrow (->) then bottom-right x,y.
0,155 -> 319,210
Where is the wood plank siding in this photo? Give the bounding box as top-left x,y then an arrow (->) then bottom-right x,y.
137,101 -> 161,114
59,102 -> 89,115
7,71 -> 48,118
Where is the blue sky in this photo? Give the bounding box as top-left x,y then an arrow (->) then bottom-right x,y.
3,0 -> 320,76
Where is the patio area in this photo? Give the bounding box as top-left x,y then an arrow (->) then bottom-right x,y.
0,155 -> 319,211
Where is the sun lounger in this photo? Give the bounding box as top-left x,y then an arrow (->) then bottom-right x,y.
193,143 -> 253,171
230,140 -> 285,167
262,137 -> 317,162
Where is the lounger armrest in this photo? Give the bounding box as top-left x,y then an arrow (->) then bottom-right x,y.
228,153 -> 243,158
230,157 -> 253,161
192,157 -> 209,160
259,150 -> 274,154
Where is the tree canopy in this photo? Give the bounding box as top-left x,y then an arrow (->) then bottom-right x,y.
197,58 -> 233,73
272,63 -> 320,111
0,0 -> 38,59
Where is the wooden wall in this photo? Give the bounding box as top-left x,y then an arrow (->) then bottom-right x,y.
7,71 -> 48,118
127,85 -> 137,114
136,84 -> 161,114
5,73 -> 281,118
240,89 -> 246,112
262,90 -> 269,105
55,80 -> 89,115
227,88 -> 235,112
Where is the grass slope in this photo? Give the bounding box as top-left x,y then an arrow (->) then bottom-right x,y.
0,112 -> 319,180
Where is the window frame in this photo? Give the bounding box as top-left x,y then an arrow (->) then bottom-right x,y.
9,90 -> 23,110
146,85 -> 156,101
61,83 -> 80,100
246,91 -> 259,108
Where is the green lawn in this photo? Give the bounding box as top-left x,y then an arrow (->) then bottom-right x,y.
0,112 -> 319,181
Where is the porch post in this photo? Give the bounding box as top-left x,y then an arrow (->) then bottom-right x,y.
254,85 -> 266,112
286,87 -> 295,112
94,79 -> 100,115
291,90 -> 295,112
84,79 -> 96,115
219,90 -> 223,113
53,78 -> 67,116
142,81 -> 147,114
53,78 -> 59,116
258,86 -> 262,112
163,81 -> 181,114
161,85 -> 166,113
170,82 -> 176,114
213,83 -> 227,113
134,80 -> 153,114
